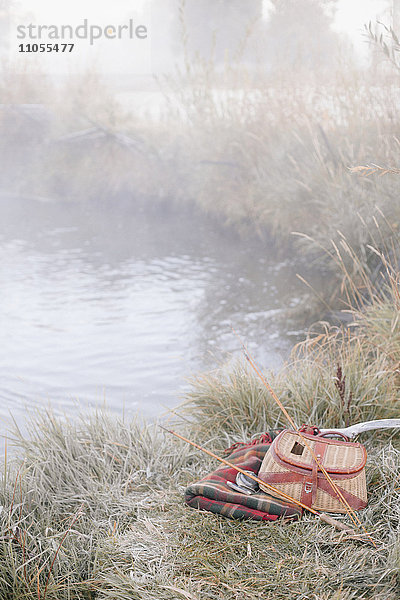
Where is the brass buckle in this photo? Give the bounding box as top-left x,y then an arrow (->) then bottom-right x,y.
304,481 -> 313,494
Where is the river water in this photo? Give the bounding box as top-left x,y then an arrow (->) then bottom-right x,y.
0,196 -> 309,444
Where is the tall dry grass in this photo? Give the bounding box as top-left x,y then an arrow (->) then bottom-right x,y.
1,57 -> 399,271
159,61 -> 400,259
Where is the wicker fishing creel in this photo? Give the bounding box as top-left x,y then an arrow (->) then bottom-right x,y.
257,428 -> 367,513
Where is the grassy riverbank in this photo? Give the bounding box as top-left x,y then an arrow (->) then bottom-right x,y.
2,249 -> 400,599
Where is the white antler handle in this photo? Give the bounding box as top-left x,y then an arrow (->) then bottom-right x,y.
320,419 -> 400,438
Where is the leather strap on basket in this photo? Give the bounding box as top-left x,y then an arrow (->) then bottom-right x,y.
299,439 -> 327,508
318,431 -> 350,442
259,471 -> 367,512
300,424 -> 350,442
259,437 -> 343,510
317,478 -> 366,510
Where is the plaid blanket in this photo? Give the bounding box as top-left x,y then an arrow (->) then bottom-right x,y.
185,432 -> 302,522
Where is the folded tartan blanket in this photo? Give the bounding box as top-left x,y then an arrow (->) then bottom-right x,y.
184,432 -> 302,522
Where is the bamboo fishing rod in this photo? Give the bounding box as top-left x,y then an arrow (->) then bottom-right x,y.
160,426 -> 360,536
232,328 -> 376,545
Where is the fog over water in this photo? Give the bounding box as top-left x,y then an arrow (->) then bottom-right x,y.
0,197 -> 311,445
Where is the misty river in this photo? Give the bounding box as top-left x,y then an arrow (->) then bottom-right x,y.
0,196 -> 310,443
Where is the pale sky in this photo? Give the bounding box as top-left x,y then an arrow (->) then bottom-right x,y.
22,0 -> 148,21
22,0 -> 390,33
10,0 -> 392,75
333,0 -> 389,53
263,0 -> 389,53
